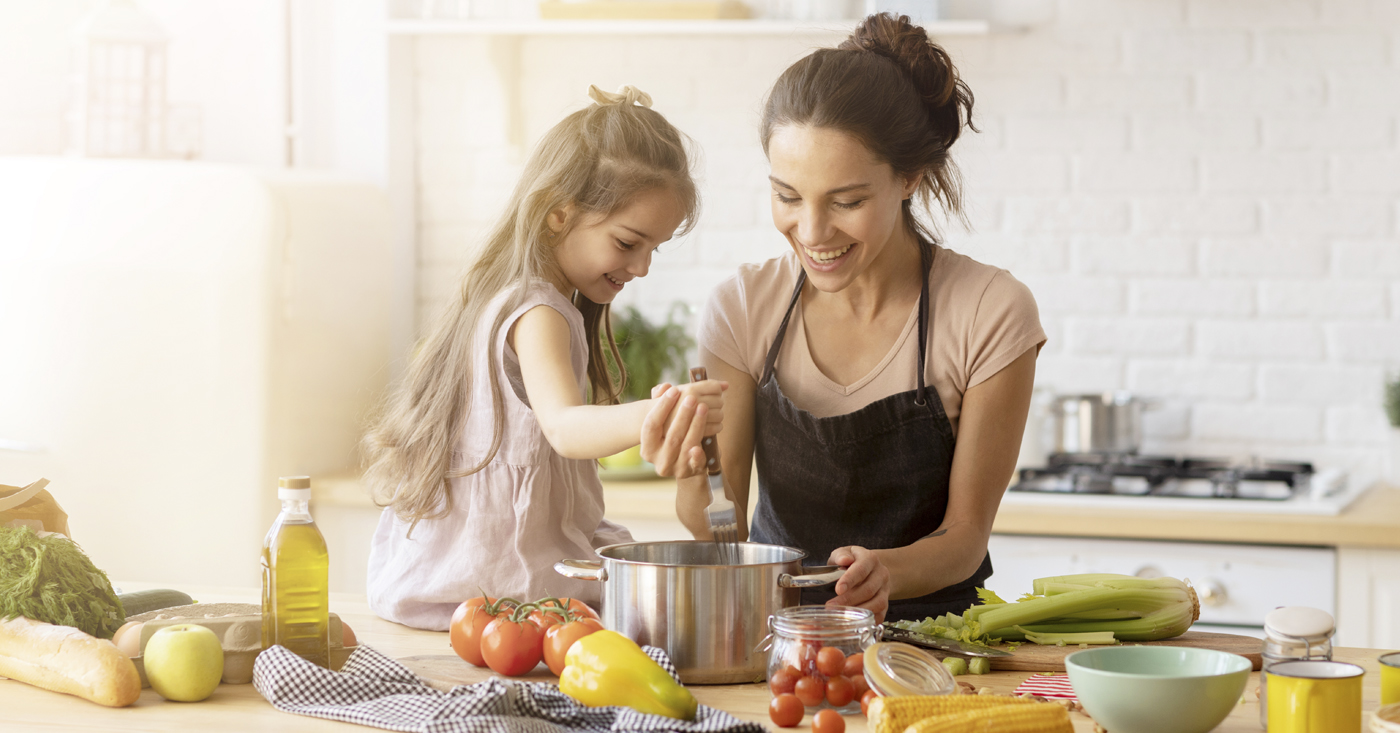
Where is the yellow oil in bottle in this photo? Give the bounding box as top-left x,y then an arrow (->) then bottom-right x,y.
261,476 -> 329,668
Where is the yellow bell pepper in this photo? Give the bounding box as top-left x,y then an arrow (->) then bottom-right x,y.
558,630 -> 698,721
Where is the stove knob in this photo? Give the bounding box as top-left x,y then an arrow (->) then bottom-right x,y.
1196,579 -> 1228,607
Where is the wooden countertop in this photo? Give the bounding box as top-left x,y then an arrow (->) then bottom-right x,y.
316,472 -> 1400,549
2,583 -> 1394,732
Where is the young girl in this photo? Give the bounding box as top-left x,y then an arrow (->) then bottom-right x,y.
363,85 -> 724,631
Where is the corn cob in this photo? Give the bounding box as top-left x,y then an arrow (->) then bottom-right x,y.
867,694 -> 1036,733
904,702 -> 1073,733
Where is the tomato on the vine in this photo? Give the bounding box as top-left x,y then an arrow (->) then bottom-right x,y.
556,597 -> 599,621
449,596 -> 512,667
542,617 -> 604,675
480,604 -> 546,676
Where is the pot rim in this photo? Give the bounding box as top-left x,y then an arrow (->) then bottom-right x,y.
594,539 -> 808,568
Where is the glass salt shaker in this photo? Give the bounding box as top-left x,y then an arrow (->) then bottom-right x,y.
1259,606 -> 1335,729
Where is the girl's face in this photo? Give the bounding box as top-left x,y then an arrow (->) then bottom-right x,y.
767,125 -> 919,293
551,186 -> 686,304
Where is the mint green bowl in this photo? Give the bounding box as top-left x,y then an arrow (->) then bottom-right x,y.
1065,646 -> 1251,733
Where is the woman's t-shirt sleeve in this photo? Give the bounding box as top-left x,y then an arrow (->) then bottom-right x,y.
965,270 -> 1047,390
698,273 -> 758,380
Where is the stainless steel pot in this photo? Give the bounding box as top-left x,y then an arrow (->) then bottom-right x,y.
1051,392 -> 1159,455
554,541 -> 842,684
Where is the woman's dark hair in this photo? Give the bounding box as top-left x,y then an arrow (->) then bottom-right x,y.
760,13 -> 976,239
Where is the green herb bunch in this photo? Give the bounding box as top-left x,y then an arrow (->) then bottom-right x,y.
610,303 -> 694,403
1385,372 -> 1400,429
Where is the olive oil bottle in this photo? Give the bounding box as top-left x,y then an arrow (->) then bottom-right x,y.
261,476 -> 329,667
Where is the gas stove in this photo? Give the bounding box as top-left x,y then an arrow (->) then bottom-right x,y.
1003,453 -> 1362,515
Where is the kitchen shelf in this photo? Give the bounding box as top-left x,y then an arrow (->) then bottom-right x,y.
386,17 -> 989,35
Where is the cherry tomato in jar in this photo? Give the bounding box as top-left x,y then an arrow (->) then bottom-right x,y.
542,617 -> 603,675
816,647 -> 846,677
842,652 -> 863,678
825,675 -> 855,707
480,611 -> 545,676
860,690 -> 878,716
794,675 -> 826,707
812,709 -> 845,733
850,673 -> 869,699
769,666 -> 801,696
769,693 -> 804,728
790,642 -> 820,676
449,596 -> 510,667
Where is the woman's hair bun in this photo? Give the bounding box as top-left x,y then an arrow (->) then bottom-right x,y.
839,12 -> 974,145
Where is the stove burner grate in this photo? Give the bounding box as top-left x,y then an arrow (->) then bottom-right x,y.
1012,454 -> 1314,500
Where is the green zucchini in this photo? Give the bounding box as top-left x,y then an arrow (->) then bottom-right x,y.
117,589 -> 195,618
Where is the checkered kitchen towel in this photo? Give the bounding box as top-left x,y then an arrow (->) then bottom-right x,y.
253,644 -> 766,733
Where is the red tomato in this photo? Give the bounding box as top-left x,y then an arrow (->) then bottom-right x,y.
860,690 -> 877,716
542,617 -> 603,675
480,616 -> 544,676
816,647 -> 846,677
842,652 -> 863,678
528,604 -> 569,631
825,675 -> 855,707
769,667 -> 800,696
449,597 -> 506,667
543,597 -> 599,621
790,642 -> 820,676
812,709 -> 845,733
794,675 -> 826,707
769,693 -> 804,728
850,673 -> 869,699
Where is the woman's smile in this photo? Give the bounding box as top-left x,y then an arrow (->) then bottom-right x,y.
800,242 -> 856,270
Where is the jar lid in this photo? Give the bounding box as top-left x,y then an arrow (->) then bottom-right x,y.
862,641 -> 956,697
771,605 -> 877,641
1264,606 -> 1335,641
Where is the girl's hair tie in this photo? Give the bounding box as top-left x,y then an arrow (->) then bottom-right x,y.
587,84 -> 653,109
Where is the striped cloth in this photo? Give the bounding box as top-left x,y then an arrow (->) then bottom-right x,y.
1012,672 -> 1077,700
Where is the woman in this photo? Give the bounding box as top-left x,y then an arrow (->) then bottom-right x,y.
659,14 -> 1046,623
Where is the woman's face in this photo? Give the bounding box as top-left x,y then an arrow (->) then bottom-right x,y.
767,125 -> 918,293
551,186 -> 686,304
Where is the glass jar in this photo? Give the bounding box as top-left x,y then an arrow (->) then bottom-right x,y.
1259,606 -> 1335,729
765,605 -> 881,714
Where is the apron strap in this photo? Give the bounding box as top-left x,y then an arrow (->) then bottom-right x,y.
760,270 -> 807,386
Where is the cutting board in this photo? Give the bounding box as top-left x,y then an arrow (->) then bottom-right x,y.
986,631 -> 1263,672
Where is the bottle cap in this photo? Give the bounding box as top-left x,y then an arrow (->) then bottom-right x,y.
278,476 -> 311,501
1264,606 -> 1335,641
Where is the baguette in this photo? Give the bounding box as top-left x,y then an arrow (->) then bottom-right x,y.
0,615 -> 141,707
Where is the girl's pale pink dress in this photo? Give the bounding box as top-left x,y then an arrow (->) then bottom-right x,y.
367,280 -> 633,630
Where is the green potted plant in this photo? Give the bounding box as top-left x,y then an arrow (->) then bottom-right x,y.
600,303 -> 695,472
1386,372 -> 1400,485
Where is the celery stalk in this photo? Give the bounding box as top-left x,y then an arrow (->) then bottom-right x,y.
1015,626 -> 1119,646
1004,599 -> 1198,642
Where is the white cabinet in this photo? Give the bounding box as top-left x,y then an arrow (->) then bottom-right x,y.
1336,547 -> 1400,648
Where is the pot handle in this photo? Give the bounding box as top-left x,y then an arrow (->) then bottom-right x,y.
779,564 -> 846,589
554,559 -> 607,582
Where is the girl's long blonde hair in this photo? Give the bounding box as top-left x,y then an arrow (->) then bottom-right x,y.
363,87 -> 699,534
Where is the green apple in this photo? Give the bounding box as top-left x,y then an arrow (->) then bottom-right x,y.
143,624 -> 225,702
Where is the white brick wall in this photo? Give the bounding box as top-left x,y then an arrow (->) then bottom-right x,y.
412,2 -> 1400,479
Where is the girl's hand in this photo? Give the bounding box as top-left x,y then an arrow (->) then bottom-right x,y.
673,379 -> 726,436
639,384 -> 707,478
827,546 -> 891,623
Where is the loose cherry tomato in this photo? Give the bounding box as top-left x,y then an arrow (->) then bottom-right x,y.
480,606 -> 545,676
769,693 -> 804,727
816,646 -> 846,677
860,690 -> 877,716
812,709 -> 845,733
542,617 -> 603,675
769,666 -> 800,696
449,596 -> 510,667
842,652 -> 863,678
794,674 -> 826,707
825,674 -> 855,707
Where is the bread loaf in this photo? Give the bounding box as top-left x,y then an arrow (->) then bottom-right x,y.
0,616 -> 141,707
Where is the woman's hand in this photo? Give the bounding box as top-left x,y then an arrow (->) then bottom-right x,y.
827,546 -> 891,623
640,383 -> 723,479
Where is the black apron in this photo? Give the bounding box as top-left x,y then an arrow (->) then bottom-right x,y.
748,242 -> 993,622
